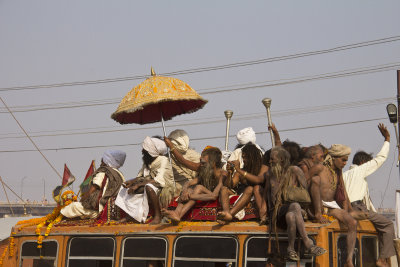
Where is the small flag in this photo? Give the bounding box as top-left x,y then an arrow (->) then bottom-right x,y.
62,164 -> 75,186
79,160 -> 96,194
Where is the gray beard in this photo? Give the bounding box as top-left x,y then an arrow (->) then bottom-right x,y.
271,163 -> 283,180
198,162 -> 216,191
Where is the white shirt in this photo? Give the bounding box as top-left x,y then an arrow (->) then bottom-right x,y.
137,156 -> 174,188
343,141 -> 389,211
92,168 -> 125,212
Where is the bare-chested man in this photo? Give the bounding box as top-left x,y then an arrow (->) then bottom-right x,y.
298,145 -> 325,184
162,146 -> 228,222
310,144 -> 357,267
266,146 -> 326,261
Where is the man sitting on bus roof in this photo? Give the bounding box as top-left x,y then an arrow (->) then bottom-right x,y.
310,144 -> 358,267
166,129 -> 201,195
162,146 -> 227,223
298,145 -> 326,185
61,150 -> 126,219
227,127 -> 264,168
118,136 -> 175,224
217,143 -> 268,225
343,123 -> 395,267
266,146 -> 326,261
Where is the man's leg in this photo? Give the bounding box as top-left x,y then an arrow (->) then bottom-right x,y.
189,185 -> 216,201
310,176 -> 330,224
287,203 -> 313,250
145,185 -> 162,224
329,209 -> 358,267
230,186 -> 253,217
353,203 -> 395,264
217,187 -> 234,224
253,185 -> 267,223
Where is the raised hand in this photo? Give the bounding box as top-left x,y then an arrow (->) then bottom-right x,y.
378,123 -> 390,142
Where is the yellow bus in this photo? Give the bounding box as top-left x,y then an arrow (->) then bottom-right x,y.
0,218 -> 381,267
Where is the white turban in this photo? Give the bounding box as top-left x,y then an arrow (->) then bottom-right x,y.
236,127 -> 256,145
168,129 -> 189,153
102,150 -> 126,169
142,136 -> 167,157
328,144 -> 351,157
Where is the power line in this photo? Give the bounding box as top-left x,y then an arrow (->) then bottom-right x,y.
1,35 -> 400,92
0,62 -> 398,114
0,117 -> 385,153
0,97 -> 393,139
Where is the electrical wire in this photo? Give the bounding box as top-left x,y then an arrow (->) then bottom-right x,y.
0,97 -> 393,139
0,117 -> 385,153
1,35 -> 400,92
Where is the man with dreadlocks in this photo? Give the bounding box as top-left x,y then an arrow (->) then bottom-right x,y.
266,146 -> 326,261
162,146 -> 228,222
310,144 -> 358,267
217,143 -> 268,225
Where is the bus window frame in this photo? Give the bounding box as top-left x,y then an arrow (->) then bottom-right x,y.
19,239 -> 59,267
360,234 -> 378,266
173,234 -> 239,265
336,233 -> 361,267
243,235 -> 315,267
66,236 -> 115,267
120,235 -> 168,267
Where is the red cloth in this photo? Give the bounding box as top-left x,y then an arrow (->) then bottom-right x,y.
168,196 -> 258,221
62,164 -> 75,186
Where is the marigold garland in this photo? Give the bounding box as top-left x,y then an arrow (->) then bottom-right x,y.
0,246 -> 8,267
8,190 -> 78,252
322,214 -> 335,222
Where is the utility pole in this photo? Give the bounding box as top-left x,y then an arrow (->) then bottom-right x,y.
20,176 -> 27,200
42,178 -> 46,202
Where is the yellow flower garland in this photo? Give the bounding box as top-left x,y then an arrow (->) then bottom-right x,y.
0,246 -> 8,266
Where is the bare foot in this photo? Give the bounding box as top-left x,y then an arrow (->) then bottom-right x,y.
344,259 -> 354,267
162,209 -> 180,223
118,217 -> 128,223
315,214 -> 330,224
376,258 -> 389,267
217,211 -> 232,225
149,216 -> 161,225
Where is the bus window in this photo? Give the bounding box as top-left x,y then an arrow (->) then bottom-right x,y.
337,235 -> 360,267
173,236 -> 237,267
20,240 -> 58,267
121,237 -> 167,267
67,237 -> 114,267
361,236 -> 378,267
244,236 -> 314,267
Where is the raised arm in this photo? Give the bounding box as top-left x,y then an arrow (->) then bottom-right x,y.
164,136 -> 200,171
269,123 -> 282,146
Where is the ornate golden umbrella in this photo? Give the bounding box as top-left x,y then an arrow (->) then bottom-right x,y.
111,68 -> 207,136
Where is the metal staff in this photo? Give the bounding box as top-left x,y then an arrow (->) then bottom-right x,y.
262,98 -> 275,147
224,110 -> 233,151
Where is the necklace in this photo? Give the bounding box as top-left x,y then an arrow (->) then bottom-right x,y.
324,162 -> 338,191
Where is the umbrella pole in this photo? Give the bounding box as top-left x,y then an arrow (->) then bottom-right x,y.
160,111 -> 176,188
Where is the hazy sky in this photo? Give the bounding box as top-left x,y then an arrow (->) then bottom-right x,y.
0,1 -> 400,208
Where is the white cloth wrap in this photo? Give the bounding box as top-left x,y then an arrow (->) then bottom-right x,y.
322,200 -> 341,209
115,183 -> 159,223
168,129 -> 190,153
236,127 -> 256,145
142,136 -> 167,157
102,150 -> 126,169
